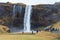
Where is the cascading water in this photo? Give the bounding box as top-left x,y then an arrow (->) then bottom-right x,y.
11,4 -> 32,32
10,5 -> 22,32
12,5 -> 16,18
24,5 -> 32,32
17,6 -> 22,13
10,5 -> 16,32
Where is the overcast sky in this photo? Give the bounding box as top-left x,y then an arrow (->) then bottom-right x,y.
0,0 -> 60,5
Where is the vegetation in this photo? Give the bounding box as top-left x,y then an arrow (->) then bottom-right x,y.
0,25 -> 9,34
0,31 -> 59,40
52,21 -> 60,29
36,31 -> 60,39
0,2 -> 60,40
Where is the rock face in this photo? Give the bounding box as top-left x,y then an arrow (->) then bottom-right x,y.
0,2 -> 60,30
31,4 -> 58,29
0,2 -> 26,30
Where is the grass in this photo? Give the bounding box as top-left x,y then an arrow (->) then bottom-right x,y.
36,31 -> 60,40
0,35 -> 41,40
0,31 -> 60,40
0,25 -> 9,33
0,25 -> 60,40
53,21 -> 60,29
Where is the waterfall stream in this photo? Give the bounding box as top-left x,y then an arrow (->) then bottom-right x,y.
24,5 -> 32,32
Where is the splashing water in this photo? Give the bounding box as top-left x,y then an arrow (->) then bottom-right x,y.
24,5 -> 32,32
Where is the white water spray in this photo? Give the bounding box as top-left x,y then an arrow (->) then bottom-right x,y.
24,5 -> 32,32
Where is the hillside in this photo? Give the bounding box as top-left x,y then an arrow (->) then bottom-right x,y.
53,21 -> 60,29
0,2 -> 60,30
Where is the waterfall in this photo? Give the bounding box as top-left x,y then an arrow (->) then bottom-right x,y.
12,5 -> 16,19
10,5 -> 16,32
24,5 -> 32,32
17,5 -> 22,13
10,5 -> 23,32
11,4 -> 32,32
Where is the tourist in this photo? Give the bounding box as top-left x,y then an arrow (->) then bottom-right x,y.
32,31 -> 33,34
22,32 -> 24,34
36,30 -> 38,33
7,30 -> 10,33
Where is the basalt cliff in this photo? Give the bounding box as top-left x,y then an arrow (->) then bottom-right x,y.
0,2 -> 60,30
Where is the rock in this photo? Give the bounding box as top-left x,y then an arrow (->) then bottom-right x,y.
0,25 -> 10,33
0,2 -> 59,30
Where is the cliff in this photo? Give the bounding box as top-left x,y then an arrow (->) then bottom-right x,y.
0,2 -> 60,30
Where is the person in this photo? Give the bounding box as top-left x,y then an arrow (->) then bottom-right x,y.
7,30 -> 10,33
36,30 -> 38,33
50,28 -> 54,32
32,31 -> 33,34
22,32 -> 24,34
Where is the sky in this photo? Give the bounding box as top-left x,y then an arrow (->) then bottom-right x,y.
0,0 -> 60,5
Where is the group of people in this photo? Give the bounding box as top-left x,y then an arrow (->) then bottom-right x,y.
45,26 -> 59,32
